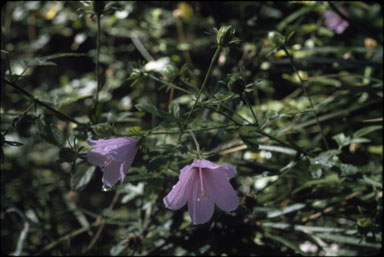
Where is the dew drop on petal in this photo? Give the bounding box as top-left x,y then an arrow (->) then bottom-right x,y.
102,184 -> 112,192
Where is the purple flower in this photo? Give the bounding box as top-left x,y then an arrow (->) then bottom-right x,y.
323,8 -> 349,34
163,159 -> 239,225
87,138 -> 138,187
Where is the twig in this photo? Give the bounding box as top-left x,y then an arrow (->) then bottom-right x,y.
85,191 -> 121,252
13,222 -> 30,256
2,78 -> 84,126
180,45 -> 223,140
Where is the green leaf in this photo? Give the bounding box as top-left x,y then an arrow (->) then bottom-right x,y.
169,102 -> 180,119
22,52 -> 89,71
353,125 -> 382,138
309,76 -> 342,87
57,94 -> 93,110
24,58 -> 57,67
339,163 -> 360,177
71,164 -> 95,191
4,140 -> 23,146
332,132 -> 351,147
315,233 -> 381,249
267,203 -> 306,218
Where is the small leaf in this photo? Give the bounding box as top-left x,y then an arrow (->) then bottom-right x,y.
4,140 -> 23,146
353,125 -> 382,138
71,164 -> 95,191
332,132 -> 351,147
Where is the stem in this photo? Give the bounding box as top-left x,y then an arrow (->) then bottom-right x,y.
241,92 -> 260,128
282,46 -> 329,150
2,78 -> 83,126
147,74 -> 194,94
189,129 -> 201,157
85,191 -> 120,252
94,13 -> 101,117
180,45 -> 223,140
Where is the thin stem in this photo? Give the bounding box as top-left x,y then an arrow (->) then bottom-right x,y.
241,92 -> 260,128
189,129 -> 201,157
147,74 -> 194,95
2,78 -> 83,126
179,45 -> 223,140
85,191 -> 120,252
93,13 -> 101,117
282,46 -> 329,150
36,225 -> 92,255
184,46 -> 222,125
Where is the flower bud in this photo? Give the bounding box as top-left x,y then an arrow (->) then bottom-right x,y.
92,1 -> 105,16
267,31 -> 285,48
217,25 -> 235,47
227,76 -> 245,94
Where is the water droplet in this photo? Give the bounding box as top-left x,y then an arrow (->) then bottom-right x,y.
102,184 -> 112,192
197,197 -> 201,202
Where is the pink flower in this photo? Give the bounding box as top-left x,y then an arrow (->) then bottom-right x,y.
87,138 -> 138,187
323,8 -> 349,34
163,159 -> 239,225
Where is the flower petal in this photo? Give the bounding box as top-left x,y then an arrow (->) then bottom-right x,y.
101,160 -> 123,187
204,168 -> 239,212
107,138 -> 138,162
188,169 -> 215,224
87,138 -> 128,147
87,150 -> 109,167
218,164 -> 236,178
191,160 -> 236,178
191,159 -> 221,169
163,166 -> 195,210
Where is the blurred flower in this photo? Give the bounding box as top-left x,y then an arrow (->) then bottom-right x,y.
144,57 -> 170,72
87,138 -> 138,187
163,159 -> 239,225
323,8 -> 349,34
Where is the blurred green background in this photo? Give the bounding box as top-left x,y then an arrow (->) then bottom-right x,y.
1,1 -> 382,256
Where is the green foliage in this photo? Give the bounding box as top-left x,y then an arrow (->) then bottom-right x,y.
1,1 -> 382,256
